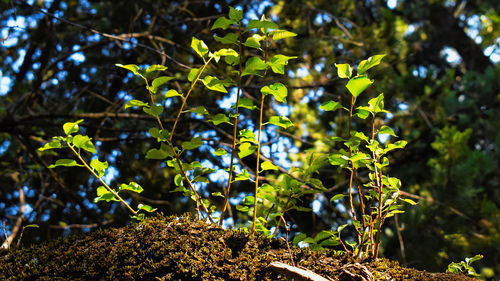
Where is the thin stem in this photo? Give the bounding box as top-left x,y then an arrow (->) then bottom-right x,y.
220,22 -> 244,226
143,74 -> 213,223
67,144 -> 137,215
347,95 -> 362,245
170,58 -> 212,141
252,34 -> 269,235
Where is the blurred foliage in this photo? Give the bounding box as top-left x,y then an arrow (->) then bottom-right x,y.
0,0 -> 498,278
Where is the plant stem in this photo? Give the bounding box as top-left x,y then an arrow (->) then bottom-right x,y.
170,58 -> 212,141
144,75 -> 213,223
252,34 -> 269,235
220,22 -> 244,226
67,144 -> 137,215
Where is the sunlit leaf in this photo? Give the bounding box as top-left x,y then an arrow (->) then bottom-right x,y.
73,135 -> 96,153
125,99 -> 149,109
90,158 -> 108,177
212,16 -> 234,30
335,63 -> 352,79
182,136 -> 203,150
137,203 -> 157,212
146,64 -> 168,73
261,83 -> 287,103
151,76 -> 174,94
63,119 -> 84,135
191,37 -> 208,58
269,29 -> 297,40
320,100 -> 344,111
228,6 -> 243,21
119,182 -> 143,193
39,139 -> 62,151
48,159 -> 84,168
261,161 -> 279,171
187,106 -> 209,116
379,125 -> 397,137
165,89 -> 182,98
346,76 -> 373,97
214,33 -> 238,44
357,54 -> 385,74
330,194 -> 346,201
146,143 -> 173,160
214,148 -> 227,156
210,113 -> 231,125
143,105 -> 163,117
188,67 -> 202,82
115,64 -> 140,75
238,142 -> 256,158
267,116 -> 294,129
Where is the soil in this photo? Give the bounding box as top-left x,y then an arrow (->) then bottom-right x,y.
0,214 -> 480,280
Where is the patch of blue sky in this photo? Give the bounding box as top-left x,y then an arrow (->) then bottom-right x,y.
398,102 -> 409,111
441,46 -> 462,65
484,43 -> 500,63
0,72 -> 12,96
12,49 -> 26,72
0,139 -> 10,154
273,103 -> 290,116
296,66 -> 309,78
387,0 -> 398,9
218,87 -> 237,109
313,13 -> 332,25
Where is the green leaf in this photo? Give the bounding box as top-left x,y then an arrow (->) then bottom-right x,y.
94,186 -> 116,202
188,106 -> 209,116
201,75 -> 230,93
24,224 -> 39,228
214,33 -> 238,44
384,140 -> 407,153
400,198 -> 417,205
165,89 -> 182,98
119,182 -> 144,193
238,142 -> 256,158
210,113 -> 231,125
182,136 -> 203,150
356,108 -> 370,119
239,129 -> 257,143
330,194 -> 346,201
125,99 -> 149,109
228,6 -> 243,21
214,148 -> 227,156
335,63 -> 352,79
466,255 -> 484,264
261,83 -> 287,103
137,203 -> 157,212
248,19 -> 278,31
188,67 -> 202,82
63,119 -> 84,135
346,76 -> 373,97
268,54 -> 297,74
39,139 -> 62,151
48,159 -> 84,168
328,153 -> 348,167
234,169 -> 251,181
151,76 -> 174,94
149,128 -> 170,142
143,105 -> 163,117
235,205 -> 250,212
73,135 -> 96,153
235,97 -> 257,110
214,48 -> 239,58
269,29 -> 297,41
146,143 -> 173,160
243,34 -> 263,49
191,37 -> 208,58
292,233 -> 307,246
242,57 -> 268,76
379,125 -> 397,137
115,64 -> 140,75
357,54 -> 385,74
211,192 -> 224,198
261,161 -> 279,171
320,100 -> 344,111
146,64 -> 168,73
267,116 -> 294,129
212,16 -> 234,30
368,93 -> 386,114
90,159 -> 108,177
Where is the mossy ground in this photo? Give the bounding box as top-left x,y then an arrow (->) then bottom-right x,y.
0,214 -> 480,280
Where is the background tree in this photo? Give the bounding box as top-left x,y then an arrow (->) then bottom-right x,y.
0,0 -> 498,278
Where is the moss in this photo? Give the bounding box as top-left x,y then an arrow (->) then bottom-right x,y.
0,214 -> 480,281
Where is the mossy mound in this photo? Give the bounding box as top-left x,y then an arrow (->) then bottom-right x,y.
0,214 -> 479,280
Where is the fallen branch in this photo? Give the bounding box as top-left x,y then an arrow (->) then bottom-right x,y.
270,261 -> 332,281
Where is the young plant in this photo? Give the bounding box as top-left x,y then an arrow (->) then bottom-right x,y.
38,120 -> 156,220
321,55 -> 414,259
447,254 -> 483,277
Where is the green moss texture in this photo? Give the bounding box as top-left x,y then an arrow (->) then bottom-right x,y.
0,214 -> 480,280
